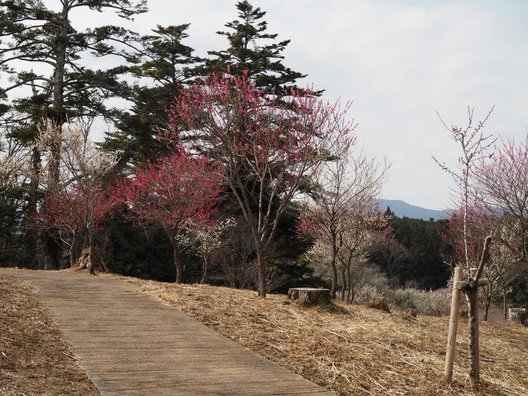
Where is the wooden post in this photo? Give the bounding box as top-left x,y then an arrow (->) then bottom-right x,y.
444,266 -> 463,382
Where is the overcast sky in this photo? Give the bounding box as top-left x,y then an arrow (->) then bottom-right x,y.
71,0 -> 528,210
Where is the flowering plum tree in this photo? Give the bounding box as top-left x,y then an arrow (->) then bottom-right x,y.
115,152 -> 224,283
297,153 -> 387,299
38,187 -> 115,271
34,122 -> 118,273
182,217 -> 236,284
169,72 -> 356,297
476,135 -> 528,260
34,120 -> 117,273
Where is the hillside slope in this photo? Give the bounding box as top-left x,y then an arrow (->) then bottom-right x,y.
3,270 -> 527,395
122,275 -> 527,396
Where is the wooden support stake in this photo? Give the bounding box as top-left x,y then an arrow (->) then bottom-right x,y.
455,278 -> 489,290
444,266 -> 463,382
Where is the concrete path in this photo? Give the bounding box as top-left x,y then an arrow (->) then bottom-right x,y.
2,269 -> 333,395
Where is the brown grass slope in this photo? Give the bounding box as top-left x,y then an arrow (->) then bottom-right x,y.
2,269 -> 527,396
112,275 -> 527,396
0,275 -> 99,396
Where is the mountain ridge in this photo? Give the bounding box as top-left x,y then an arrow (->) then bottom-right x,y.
379,199 -> 448,221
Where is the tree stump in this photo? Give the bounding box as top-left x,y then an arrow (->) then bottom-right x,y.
288,288 -> 331,306
508,308 -> 527,325
366,296 -> 390,313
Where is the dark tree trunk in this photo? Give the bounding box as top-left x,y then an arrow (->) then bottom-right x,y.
26,146 -> 41,267
200,257 -> 208,284
44,5 -> 69,269
44,233 -> 61,269
172,240 -> 184,284
468,286 -> 480,388
330,238 -> 338,298
49,3 -> 68,188
256,246 -> 266,297
346,264 -> 352,304
340,266 -> 346,301
503,290 -> 508,320
484,295 -> 491,322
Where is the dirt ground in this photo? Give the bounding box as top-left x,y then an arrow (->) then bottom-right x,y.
0,274 -> 99,396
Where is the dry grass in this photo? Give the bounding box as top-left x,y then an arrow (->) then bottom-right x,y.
0,274 -> 99,396
4,267 -> 526,395
99,273 -> 528,396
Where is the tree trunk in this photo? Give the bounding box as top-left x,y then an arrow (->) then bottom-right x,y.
483,286 -> 491,321
346,259 -> 352,304
26,145 -> 41,267
68,231 -> 77,268
44,233 -> 61,270
484,299 -> 490,322
340,266 -> 346,301
503,290 -> 508,320
200,257 -> 208,284
468,286 -> 480,388
172,240 -> 184,284
330,244 -> 338,299
330,260 -> 338,299
48,3 -> 68,187
256,246 -> 267,298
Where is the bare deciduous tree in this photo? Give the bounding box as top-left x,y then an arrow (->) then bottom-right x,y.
298,152 -> 388,300
435,107 -> 495,387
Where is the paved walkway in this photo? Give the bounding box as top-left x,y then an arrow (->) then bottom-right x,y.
2,269 -> 333,395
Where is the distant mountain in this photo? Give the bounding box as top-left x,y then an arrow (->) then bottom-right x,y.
379,199 -> 449,221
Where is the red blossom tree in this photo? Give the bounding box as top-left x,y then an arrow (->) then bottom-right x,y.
169,72 -> 356,297
37,186 -> 116,271
32,122 -> 118,273
114,152 -> 224,283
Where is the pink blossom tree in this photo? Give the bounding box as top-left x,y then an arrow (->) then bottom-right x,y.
115,152 -> 224,283
169,72 -> 356,297
476,135 -> 528,260
33,122 -> 118,273
37,187 -> 116,271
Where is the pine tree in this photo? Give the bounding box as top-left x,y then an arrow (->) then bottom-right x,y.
0,0 -> 147,266
195,0 -> 309,95
0,0 -> 146,179
102,24 -> 198,167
